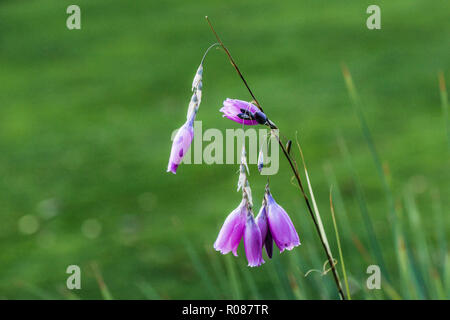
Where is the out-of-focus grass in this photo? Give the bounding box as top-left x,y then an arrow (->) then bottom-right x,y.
0,0 -> 448,299
438,73 -> 449,148
330,191 -> 351,299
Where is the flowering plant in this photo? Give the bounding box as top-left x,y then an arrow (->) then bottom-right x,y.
167,17 -> 345,299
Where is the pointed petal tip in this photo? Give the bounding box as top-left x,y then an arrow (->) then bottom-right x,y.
247,260 -> 265,267
214,246 -> 231,256
278,242 -> 301,253
166,167 -> 177,174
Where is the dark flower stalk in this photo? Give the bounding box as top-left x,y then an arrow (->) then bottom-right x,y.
205,16 -> 345,299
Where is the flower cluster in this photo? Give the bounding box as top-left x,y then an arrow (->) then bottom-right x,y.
167,51 -> 300,267
214,145 -> 300,267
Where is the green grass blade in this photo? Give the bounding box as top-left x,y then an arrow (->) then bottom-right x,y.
237,262 -> 260,299
206,247 -> 230,298
404,190 -> 433,298
136,281 -> 161,299
329,190 -> 351,300
431,268 -> 446,300
338,135 -> 390,283
438,72 -> 450,148
445,253 -> 450,298
266,259 -> 288,299
392,203 -> 416,299
173,218 -> 217,298
272,254 -> 296,300
184,240 -> 218,299
23,283 -> 59,300
341,65 -> 396,224
224,254 -> 242,299
91,262 -> 113,300
323,162 -> 353,241
294,208 -> 333,299
288,252 -> 309,299
431,189 -> 447,279
295,136 -> 344,299
288,272 -> 304,300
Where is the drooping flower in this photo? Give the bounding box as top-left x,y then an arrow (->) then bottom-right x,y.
186,91 -> 200,121
214,143 -> 265,266
265,188 -> 300,252
255,202 -> 273,258
244,212 -> 264,267
186,64 -> 203,120
168,62 -> 204,174
220,98 -> 268,125
214,199 -> 247,256
167,116 -> 194,174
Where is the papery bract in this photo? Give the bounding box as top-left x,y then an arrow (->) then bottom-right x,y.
192,64 -> 203,92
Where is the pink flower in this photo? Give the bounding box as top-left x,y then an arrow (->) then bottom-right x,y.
214,199 -> 247,256
166,118 -> 194,174
265,189 -> 300,253
214,198 -> 265,267
220,99 -> 268,125
244,212 -> 264,267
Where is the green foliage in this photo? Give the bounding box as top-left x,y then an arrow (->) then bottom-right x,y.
0,0 -> 448,299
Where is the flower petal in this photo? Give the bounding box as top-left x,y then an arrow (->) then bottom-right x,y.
266,191 -> 300,252
244,213 -> 264,267
214,200 -> 247,255
220,99 -> 261,125
167,120 -> 194,174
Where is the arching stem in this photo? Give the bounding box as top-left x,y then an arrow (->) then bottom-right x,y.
205,16 -> 345,300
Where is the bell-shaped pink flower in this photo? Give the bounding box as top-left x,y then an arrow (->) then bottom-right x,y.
167,118 -> 194,174
214,199 -> 247,256
265,189 -> 300,252
255,204 -> 273,258
220,98 -> 268,125
244,212 -> 264,267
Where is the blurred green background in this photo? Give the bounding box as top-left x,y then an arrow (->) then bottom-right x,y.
0,0 -> 448,299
